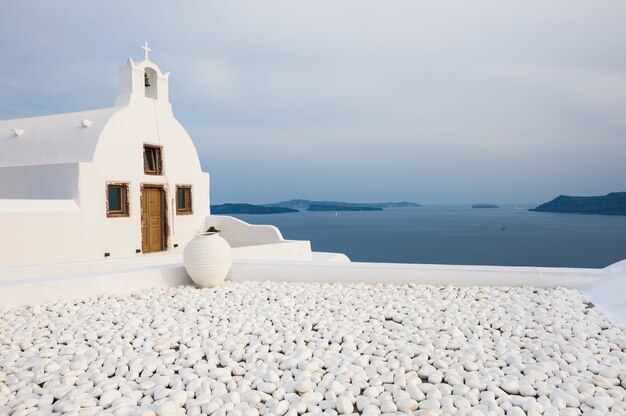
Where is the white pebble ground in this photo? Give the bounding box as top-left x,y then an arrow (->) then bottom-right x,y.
1,281 -> 625,416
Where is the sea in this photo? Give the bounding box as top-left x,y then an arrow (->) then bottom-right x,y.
231,206 -> 626,268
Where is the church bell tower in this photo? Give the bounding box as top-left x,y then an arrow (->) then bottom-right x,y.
115,42 -> 170,106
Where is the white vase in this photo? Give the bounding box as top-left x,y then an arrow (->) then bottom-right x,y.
183,232 -> 232,287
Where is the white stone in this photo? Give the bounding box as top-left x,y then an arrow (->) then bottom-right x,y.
591,375 -> 614,389
550,389 -> 580,408
241,391 -> 261,405
99,390 -> 122,408
394,372 -> 407,387
501,379 -> 520,395
153,386 -> 171,401
336,395 -> 353,414
507,406 -> 525,416
453,395 -> 470,408
295,379 -> 313,394
202,401 -> 220,414
355,396 -> 370,411
156,400 -> 178,416
419,398 -> 441,410
302,391 -> 324,406
380,399 -> 397,412
396,399 -> 418,412
257,382 -> 276,394
406,383 -> 426,401
270,400 -> 289,416
0,282 -> 623,416
329,380 -> 346,396
44,362 -> 61,373
362,404 -> 381,416
171,390 -> 187,406
279,358 -> 299,370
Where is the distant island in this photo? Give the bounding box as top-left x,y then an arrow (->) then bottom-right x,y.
472,204 -> 499,209
211,199 -> 421,214
264,199 -> 422,210
307,204 -> 383,212
530,192 -> 626,216
210,203 -> 298,215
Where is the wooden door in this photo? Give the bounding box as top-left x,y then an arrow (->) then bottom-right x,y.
141,187 -> 165,252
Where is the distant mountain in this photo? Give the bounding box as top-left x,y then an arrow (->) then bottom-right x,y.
307,204 -> 383,212
530,192 -> 626,216
211,203 -> 298,215
472,204 -> 499,209
264,199 -> 422,210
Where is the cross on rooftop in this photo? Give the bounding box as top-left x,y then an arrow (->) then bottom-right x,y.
142,42 -> 151,61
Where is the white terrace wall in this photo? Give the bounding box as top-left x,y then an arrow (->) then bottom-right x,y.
206,215 -> 285,247
227,260 -> 603,289
1,257 -> 623,324
0,200 -> 88,267
205,216 -> 314,261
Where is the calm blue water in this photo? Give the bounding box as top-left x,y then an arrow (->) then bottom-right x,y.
232,206 -> 626,268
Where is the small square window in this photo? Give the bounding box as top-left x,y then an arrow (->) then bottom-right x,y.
107,183 -> 129,217
176,186 -> 192,215
143,145 -> 162,175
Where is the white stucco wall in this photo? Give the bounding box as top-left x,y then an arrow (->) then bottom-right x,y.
227,260 -> 603,289
0,200 -> 88,267
0,164 -> 79,199
232,241 -> 313,261
88,85 -> 210,259
583,259 -> 626,324
207,215 -> 285,247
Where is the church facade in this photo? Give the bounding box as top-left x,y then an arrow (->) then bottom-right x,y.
0,48 -> 210,267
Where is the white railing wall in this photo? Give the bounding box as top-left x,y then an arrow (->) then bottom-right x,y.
206,215 -> 285,247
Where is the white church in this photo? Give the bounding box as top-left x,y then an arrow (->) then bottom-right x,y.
0,45 -> 212,267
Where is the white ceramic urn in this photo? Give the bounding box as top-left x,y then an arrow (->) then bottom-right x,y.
183,232 -> 232,287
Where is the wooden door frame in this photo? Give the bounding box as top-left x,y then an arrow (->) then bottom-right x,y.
140,184 -> 169,252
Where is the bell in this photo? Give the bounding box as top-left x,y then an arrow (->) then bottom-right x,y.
144,73 -> 151,88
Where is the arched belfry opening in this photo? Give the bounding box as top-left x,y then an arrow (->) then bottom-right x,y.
115,44 -> 171,107
144,67 -> 158,99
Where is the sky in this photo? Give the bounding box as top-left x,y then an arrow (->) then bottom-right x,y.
1,1 -> 625,205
